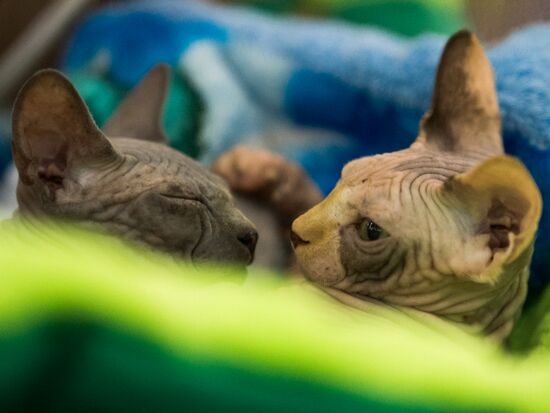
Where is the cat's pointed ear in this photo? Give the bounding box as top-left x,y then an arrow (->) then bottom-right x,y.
103,64 -> 170,144
415,30 -> 503,156
12,69 -> 119,189
444,156 -> 541,281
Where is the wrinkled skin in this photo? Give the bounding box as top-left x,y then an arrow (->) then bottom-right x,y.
290,31 -> 543,340
11,65 -> 258,266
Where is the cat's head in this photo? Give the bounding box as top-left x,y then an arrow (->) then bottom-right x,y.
12,65 -> 257,266
291,31 -> 542,336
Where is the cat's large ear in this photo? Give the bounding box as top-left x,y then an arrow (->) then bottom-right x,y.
443,156 -> 541,281
103,64 -> 170,144
415,31 -> 503,156
12,69 -> 119,190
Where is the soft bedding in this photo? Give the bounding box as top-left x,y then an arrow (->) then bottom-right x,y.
0,220 -> 549,412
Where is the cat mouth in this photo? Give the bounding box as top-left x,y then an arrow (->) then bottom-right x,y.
290,231 -> 309,249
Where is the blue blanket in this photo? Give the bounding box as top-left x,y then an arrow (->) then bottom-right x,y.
4,0 -> 550,296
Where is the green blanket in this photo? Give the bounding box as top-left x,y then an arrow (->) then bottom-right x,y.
1,221 -> 549,412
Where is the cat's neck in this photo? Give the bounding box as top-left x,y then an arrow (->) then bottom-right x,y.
444,246 -> 532,340
320,246 -> 533,342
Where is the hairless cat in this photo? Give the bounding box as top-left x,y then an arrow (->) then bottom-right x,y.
10,63 -> 320,268
217,31 -> 543,340
11,66 -> 262,266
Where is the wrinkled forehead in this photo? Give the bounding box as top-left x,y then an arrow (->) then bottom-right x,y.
112,138 -> 231,197
336,149 -> 481,224
341,148 -> 475,187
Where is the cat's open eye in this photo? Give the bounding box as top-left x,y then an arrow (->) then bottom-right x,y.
358,219 -> 389,241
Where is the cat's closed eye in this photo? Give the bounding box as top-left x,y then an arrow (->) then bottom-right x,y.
357,219 -> 389,241
160,193 -> 203,203
153,192 -> 208,215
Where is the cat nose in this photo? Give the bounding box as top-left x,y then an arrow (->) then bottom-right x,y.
290,230 -> 309,249
237,229 -> 258,261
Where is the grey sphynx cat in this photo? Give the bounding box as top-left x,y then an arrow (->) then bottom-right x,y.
10,64 -> 320,268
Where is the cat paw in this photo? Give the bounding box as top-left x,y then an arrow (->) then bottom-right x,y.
211,145 -> 287,194
212,145 -> 323,224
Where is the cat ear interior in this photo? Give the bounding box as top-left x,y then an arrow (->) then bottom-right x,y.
415,30 -> 503,156
12,69 -> 119,189
443,156 -> 541,281
103,64 -> 170,144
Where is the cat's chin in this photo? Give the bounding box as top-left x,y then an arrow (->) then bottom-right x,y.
295,248 -> 346,286
305,273 -> 346,287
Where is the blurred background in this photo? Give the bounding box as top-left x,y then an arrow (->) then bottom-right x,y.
2,0 -> 550,99
2,0 -> 550,102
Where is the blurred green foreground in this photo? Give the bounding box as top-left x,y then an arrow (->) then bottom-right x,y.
1,220 -> 550,412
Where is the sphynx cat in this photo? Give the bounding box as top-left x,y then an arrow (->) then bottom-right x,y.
217,31 -> 543,340
10,64 -> 320,269
11,66 -> 262,266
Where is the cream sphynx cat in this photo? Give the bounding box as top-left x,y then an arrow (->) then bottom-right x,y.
218,31 -> 543,340
292,31 -> 542,340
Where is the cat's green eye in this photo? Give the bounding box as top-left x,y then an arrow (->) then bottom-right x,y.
358,219 -> 388,241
